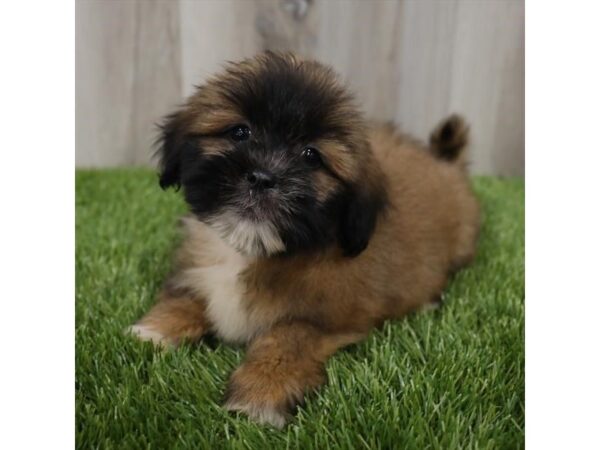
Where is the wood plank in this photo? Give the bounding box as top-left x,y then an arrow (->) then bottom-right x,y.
131,0 -> 182,165
76,0 -> 137,166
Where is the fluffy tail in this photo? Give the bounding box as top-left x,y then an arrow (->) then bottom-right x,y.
429,114 -> 470,166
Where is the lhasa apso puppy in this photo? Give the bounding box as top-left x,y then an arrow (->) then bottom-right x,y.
128,52 -> 480,428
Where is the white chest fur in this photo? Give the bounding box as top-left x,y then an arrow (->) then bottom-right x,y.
177,219 -> 263,344
198,254 -> 257,343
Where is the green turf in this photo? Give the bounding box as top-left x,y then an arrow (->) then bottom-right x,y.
76,169 -> 524,450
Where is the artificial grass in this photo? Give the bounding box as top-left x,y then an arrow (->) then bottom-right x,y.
76,169 -> 524,450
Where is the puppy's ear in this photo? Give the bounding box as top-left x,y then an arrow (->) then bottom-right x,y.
156,111 -> 187,190
339,175 -> 387,257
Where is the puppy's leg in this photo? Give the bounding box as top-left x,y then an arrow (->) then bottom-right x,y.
127,287 -> 208,348
224,322 -> 363,428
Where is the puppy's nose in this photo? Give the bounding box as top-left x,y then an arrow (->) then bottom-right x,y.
246,170 -> 276,189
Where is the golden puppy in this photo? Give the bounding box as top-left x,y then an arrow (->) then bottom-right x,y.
129,52 -> 479,428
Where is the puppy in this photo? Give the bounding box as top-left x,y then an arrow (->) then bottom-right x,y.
129,52 -> 479,428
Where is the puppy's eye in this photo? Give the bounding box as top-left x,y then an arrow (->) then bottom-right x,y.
302,147 -> 322,167
230,125 -> 251,142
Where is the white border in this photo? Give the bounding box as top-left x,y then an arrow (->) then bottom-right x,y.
527,0 -> 600,448
0,1 -> 74,449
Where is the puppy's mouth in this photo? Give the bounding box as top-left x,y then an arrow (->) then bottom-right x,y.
206,196 -> 287,258
237,188 -> 282,222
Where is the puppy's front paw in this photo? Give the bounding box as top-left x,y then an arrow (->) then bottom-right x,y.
126,295 -> 208,348
224,396 -> 289,429
223,366 -> 306,429
125,324 -> 174,348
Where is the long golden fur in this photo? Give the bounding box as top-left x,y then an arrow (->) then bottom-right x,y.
128,52 -> 479,428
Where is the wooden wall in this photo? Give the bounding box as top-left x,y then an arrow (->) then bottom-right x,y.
76,0 -> 524,176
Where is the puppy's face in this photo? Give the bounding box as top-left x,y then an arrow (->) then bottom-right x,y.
158,53 -> 385,257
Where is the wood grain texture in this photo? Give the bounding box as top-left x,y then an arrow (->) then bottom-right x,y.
76,0 -> 137,166
76,0 -> 181,167
76,0 -> 524,175
130,0 -> 182,165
